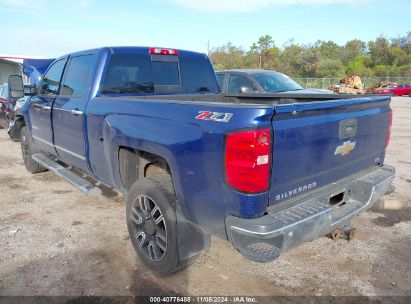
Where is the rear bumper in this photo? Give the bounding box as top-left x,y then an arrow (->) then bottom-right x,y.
225,165 -> 395,262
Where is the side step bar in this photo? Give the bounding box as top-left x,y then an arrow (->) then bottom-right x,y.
32,153 -> 102,196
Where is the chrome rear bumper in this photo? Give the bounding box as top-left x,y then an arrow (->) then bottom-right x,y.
225,165 -> 395,262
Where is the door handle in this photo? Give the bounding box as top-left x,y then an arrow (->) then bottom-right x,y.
42,105 -> 51,110
71,110 -> 83,116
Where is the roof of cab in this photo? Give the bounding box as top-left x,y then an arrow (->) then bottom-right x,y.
217,69 -> 283,75
55,46 -> 208,60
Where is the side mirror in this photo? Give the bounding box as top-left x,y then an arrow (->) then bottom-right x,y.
24,85 -> 37,96
239,86 -> 257,93
8,75 -> 24,99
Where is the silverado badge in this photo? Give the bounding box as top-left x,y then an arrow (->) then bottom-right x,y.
334,140 -> 356,156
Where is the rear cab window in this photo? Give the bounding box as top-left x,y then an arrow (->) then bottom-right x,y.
61,54 -> 98,96
101,51 -> 219,95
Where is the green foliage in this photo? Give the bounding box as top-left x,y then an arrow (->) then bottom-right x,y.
316,59 -> 345,78
345,55 -> 373,77
341,39 -> 366,64
372,64 -> 390,77
210,42 -> 245,70
209,32 -> 411,78
248,35 -> 276,69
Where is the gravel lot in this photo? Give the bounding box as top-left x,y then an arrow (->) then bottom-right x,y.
0,97 -> 410,297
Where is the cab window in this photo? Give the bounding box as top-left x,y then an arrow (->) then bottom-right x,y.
228,74 -> 253,93
216,74 -> 224,89
61,54 -> 97,96
40,59 -> 66,95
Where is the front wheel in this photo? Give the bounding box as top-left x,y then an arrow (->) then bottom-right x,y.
20,126 -> 47,174
126,174 -> 193,275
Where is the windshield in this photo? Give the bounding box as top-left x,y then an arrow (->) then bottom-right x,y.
101,53 -> 219,95
254,72 -> 303,93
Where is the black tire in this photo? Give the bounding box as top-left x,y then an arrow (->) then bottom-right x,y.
9,122 -> 22,142
126,174 -> 193,275
20,126 -> 47,174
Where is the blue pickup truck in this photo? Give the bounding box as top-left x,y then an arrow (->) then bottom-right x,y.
8,46 -> 395,275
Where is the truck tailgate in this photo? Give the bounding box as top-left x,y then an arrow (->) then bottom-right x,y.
269,96 -> 391,206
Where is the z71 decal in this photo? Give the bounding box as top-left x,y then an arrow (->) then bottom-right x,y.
195,111 -> 233,123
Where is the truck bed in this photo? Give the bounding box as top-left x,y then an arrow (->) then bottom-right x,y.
135,92 -> 374,105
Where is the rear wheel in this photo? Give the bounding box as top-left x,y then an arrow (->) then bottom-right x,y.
20,126 -> 47,174
126,174 -> 194,275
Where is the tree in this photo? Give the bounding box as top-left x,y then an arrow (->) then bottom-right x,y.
278,44 -> 303,77
372,64 -> 390,77
391,31 -> 411,53
249,35 -> 276,69
317,40 -> 342,60
345,55 -> 373,77
316,59 -> 345,78
209,42 -> 246,70
342,39 -> 366,65
368,37 -> 393,66
209,32 -> 411,78
300,46 -> 320,77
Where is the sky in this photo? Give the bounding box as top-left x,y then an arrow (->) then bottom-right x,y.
0,0 -> 410,58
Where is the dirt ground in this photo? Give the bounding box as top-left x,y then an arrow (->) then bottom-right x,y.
0,97 -> 410,298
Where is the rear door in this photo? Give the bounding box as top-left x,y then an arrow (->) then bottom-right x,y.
29,58 -> 67,154
269,96 -> 391,205
52,52 -> 98,172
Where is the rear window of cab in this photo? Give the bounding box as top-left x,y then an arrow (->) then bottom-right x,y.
101,54 -> 219,95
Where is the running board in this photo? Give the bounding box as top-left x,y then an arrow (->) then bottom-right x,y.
32,153 -> 102,196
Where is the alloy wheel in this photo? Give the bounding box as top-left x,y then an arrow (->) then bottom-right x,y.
130,195 -> 168,261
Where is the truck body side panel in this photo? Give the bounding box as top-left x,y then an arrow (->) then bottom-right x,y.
86,97 -> 274,237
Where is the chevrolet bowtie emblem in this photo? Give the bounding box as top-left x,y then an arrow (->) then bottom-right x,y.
334,141 -> 356,156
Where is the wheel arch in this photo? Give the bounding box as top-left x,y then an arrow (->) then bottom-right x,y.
118,146 -> 172,192
118,145 -> 211,261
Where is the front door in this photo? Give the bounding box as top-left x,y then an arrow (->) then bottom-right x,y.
52,52 -> 98,172
29,58 -> 67,155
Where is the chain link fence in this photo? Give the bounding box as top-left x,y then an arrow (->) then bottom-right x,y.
294,77 -> 411,89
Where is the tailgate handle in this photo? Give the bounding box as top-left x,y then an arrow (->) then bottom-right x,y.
339,118 -> 357,139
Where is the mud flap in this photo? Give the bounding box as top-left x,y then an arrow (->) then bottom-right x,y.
176,204 -> 211,260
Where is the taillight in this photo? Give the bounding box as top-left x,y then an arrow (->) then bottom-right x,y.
385,109 -> 393,148
225,129 -> 271,193
149,48 -> 179,55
